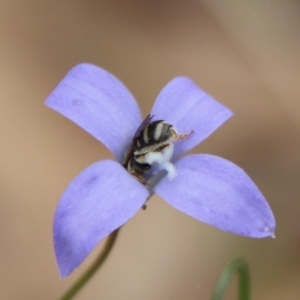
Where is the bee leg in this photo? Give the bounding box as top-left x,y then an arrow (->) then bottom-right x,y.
130,170 -> 149,187
175,130 -> 194,140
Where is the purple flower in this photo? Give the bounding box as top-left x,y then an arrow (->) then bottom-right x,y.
45,64 -> 275,277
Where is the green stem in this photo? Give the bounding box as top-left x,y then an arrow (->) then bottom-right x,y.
59,228 -> 121,300
211,257 -> 251,300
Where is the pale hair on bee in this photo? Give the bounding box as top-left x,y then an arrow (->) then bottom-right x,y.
123,114 -> 193,186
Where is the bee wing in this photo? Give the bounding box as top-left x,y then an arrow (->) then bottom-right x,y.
123,114 -> 154,168
134,114 -> 154,138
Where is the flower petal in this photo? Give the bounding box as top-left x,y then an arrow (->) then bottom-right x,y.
53,160 -> 149,277
45,64 -> 142,161
154,154 -> 275,238
151,77 -> 233,158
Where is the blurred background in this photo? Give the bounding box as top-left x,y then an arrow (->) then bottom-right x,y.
1,0 -> 300,299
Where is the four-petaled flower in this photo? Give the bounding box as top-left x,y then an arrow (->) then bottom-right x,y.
45,64 -> 275,277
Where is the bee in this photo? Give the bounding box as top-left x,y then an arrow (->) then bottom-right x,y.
123,114 -> 193,186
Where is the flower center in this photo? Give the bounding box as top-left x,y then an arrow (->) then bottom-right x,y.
123,115 -> 193,186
